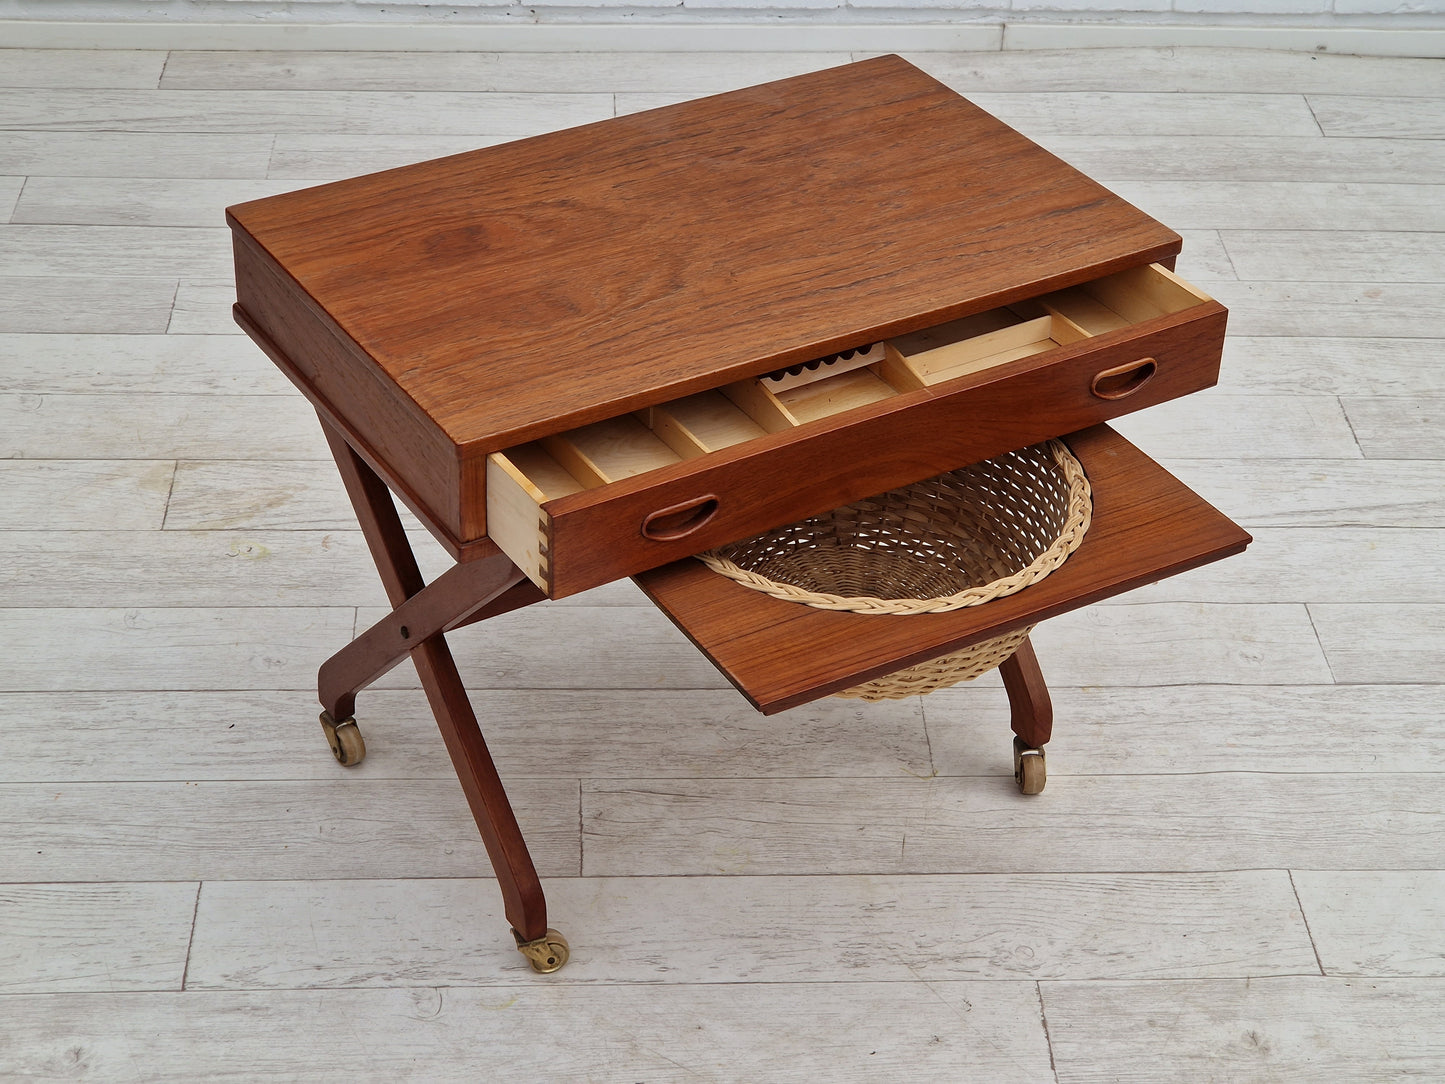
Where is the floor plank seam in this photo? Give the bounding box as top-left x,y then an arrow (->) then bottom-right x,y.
918,699 -> 940,779
162,277 -> 181,334
7,871 -> 1436,888
1302,603 -> 1342,685
1035,981 -> 1062,1083
1215,228 -> 1243,280
1037,973 -> 1434,987
158,459 -> 179,530
0,976 -> 1199,997
179,881 -> 202,992
11,971 -> 1341,998
7,176 -> 24,225
1338,397 -> 1368,457
2,868 -> 1426,881
6,769 -> 1443,783
1287,869 -> 1329,978
1219,225 -> 1445,234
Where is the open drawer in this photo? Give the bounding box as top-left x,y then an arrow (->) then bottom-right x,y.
486,263 -> 1226,598
635,424 -> 1251,714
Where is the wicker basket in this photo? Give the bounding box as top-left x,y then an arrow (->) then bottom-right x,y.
698,439 -> 1092,700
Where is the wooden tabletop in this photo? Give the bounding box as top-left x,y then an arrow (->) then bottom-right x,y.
227,55 -> 1180,456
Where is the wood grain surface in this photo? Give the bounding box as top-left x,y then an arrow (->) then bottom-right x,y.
182,871 -> 1315,988
229,55 -> 1181,456
1,780 -> 579,882
0,461 -> 174,530
9,43 -> 1442,1083
536,305 -> 1224,595
0,275 -> 176,334
1292,871 -> 1445,977
0,884 -> 198,994
2,984 -> 1055,1083
1042,977 -> 1445,1083
582,773 -> 1444,877
638,424 -> 1251,712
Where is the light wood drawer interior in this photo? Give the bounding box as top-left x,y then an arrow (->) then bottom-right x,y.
487,262 -> 1215,588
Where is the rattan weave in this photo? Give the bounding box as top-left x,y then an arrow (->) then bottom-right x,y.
699,439 -> 1092,700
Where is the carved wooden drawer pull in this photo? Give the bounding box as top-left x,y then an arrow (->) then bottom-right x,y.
641,495 -> 721,541
1091,358 -> 1158,400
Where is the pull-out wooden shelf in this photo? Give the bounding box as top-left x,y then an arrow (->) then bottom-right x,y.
637,424 -> 1250,714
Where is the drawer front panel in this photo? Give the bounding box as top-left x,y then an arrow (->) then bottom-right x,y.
526,303 -> 1225,598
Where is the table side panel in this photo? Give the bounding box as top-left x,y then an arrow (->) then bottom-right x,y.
636,424 -> 1252,713
231,229 -> 466,542
537,304 -> 1226,598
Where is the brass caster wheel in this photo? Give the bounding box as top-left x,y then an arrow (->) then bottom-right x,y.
320,711 -> 366,767
1013,736 -> 1046,795
514,927 -> 570,974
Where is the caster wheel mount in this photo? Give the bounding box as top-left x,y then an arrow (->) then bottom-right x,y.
320,711 -> 366,767
514,928 -> 570,974
1013,736 -> 1046,795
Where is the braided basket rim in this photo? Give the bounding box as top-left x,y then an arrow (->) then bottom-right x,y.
697,439 -> 1092,617
836,625 -> 1036,700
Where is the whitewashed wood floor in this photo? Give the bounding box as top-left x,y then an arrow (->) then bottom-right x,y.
2,44 -> 1443,1082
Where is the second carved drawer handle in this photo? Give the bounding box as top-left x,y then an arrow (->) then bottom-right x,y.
641,495 -> 720,541
1091,358 -> 1158,400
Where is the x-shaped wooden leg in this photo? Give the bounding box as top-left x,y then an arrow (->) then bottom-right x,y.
319,552 -> 526,723
318,416 -> 565,967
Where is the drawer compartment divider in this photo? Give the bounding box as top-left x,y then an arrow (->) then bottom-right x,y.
645,391 -> 769,455
492,262 -> 1217,506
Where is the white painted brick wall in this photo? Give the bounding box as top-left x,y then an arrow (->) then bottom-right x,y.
1175,0 -> 1332,15
2,0 -> 1442,23
1333,0 -> 1443,11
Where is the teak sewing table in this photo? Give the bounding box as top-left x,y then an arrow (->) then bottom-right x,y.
228,55 -> 1250,972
